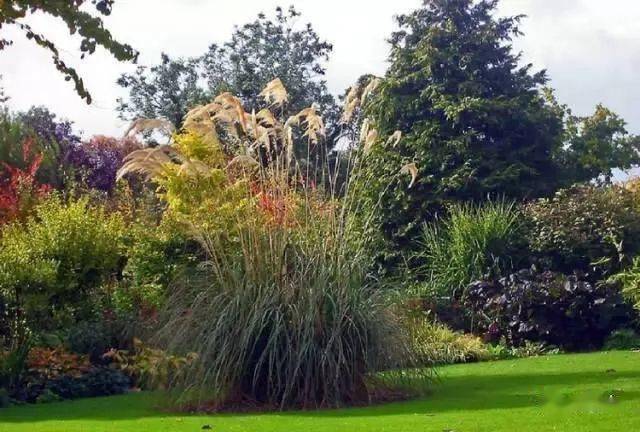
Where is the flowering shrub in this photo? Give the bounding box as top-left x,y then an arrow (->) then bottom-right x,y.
65,135 -> 141,192
18,106 -> 80,150
15,107 -> 81,187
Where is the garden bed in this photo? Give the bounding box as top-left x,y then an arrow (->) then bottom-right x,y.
1,352 -> 638,432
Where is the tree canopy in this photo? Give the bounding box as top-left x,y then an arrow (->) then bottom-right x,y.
362,0 -> 563,253
116,7 -> 339,148
0,0 -> 138,103
359,0 -> 639,261
116,54 -> 206,129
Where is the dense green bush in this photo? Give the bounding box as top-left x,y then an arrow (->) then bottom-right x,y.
46,368 -> 130,400
359,0 -> 565,266
465,268 -> 634,350
0,196 -> 125,336
117,217 -> 199,314
66,319 -> 130,362
525,185 -> 640,277
603,329 -> 640,351
412,200 -> 522,298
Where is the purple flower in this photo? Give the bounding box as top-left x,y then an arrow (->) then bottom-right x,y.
65,136 -> 141,192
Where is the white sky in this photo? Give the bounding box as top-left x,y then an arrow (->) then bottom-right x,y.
1,0 -> 639,137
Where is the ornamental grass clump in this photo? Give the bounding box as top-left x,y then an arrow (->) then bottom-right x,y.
118,78 -> 422,410
414,199 -> 521,298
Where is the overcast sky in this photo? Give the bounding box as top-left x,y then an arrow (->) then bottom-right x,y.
1,0 -> 639,138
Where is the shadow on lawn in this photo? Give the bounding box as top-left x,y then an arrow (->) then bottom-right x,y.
1,369 -> 639,423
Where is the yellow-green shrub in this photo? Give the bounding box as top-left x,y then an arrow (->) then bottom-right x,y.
0,195 -> 125,336
407,317 -> 491,366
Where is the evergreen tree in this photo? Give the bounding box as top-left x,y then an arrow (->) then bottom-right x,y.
363,0 -> 563,254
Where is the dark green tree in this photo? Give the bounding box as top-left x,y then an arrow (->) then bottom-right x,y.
116,54 -> 206,128
361,0 -> 564,256
0,0 -> 138,103
201,6 -> 337,127
117,7 -> 339,148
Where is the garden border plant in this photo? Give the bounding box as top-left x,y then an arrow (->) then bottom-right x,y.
117,78 -> 427,411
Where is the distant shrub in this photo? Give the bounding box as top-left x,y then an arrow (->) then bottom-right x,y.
604,329 -> 640,351
1,106 -> 79,189
10,347 -> 130,403
66,320 -> 130,362
104,338 -> 197,390
412,200 -> 522,298
525,184 -> 640,276
0,138 -> 51,224
64,135 -> 141,192
407,317 -> 491,366
0,343 -> 30,398
486,340 -> 561,360
465,268 -> 634,350
46,368 -> 130,400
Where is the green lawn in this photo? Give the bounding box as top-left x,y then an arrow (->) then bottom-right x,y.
1,351 -> 639,432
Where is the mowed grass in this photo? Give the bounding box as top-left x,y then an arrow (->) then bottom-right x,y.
1,351 -> 639,432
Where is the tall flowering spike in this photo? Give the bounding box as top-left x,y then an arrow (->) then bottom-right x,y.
363,129 -> 379,155
260,78 -> 289,107
386,130 -> 402,147
361,77 -> 382,103
125,118 -> 175,138
400,163 -> 418,188
341,86 -> 361,124
214,92 -> 249,134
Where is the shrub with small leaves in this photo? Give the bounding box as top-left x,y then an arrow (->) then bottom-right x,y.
525,184 -> 640,276
611,256 -> 640,312
118,216 -> 200,315
0,195 -> 125,338
12,347 -> 130,403
104,338 -> 197,390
